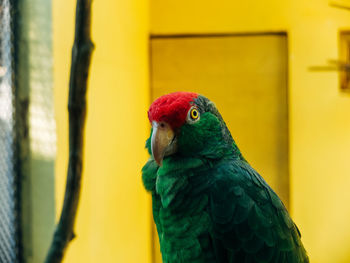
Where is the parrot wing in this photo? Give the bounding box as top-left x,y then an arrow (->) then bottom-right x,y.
209,159 -> 309,263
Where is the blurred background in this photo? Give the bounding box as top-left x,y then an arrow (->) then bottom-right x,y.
1,0 -> 350,262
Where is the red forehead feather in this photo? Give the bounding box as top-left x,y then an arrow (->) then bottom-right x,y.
148,92 -> 198,129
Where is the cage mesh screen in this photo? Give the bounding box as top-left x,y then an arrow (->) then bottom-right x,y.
0,0 -> 19,262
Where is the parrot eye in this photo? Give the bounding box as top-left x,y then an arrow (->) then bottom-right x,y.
187,107 -> 200,123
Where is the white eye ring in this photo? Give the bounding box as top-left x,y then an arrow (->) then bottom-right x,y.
186,106 -> 200,123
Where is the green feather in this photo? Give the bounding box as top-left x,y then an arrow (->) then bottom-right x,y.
142,94 -> 308,263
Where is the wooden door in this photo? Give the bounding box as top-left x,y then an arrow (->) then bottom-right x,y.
150,33 -> 288,262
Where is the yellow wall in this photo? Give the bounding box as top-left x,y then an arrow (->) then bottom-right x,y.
53,0 -> 151,262
53,0 -> 350,262
150,1 -> 350,263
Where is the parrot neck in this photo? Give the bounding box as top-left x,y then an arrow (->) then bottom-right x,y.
230,141 -> 246,162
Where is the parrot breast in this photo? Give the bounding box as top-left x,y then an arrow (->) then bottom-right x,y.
145,156 -> 217,263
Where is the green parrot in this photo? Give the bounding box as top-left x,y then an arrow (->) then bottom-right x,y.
142,92 -> 309,263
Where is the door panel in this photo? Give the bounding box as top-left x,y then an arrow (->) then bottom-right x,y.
150,34 -> 288,262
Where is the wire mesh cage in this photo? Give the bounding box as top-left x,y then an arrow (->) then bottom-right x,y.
0,0 -> 20,262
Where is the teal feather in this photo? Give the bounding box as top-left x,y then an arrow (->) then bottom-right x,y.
243,235 -> 264,253
235,221 -> 254,241
255,244 -> 275,262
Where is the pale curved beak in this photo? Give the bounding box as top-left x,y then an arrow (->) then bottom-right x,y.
151,121 -> 175,166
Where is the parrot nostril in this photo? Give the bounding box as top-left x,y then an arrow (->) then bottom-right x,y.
160,122 -> 165,128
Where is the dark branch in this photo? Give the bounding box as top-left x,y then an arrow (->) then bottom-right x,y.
44,0 -> 94,262
309,59 -> 350,72
330,2 -> 350,11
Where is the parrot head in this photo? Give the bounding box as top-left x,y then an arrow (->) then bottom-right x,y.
147,92 -> 242,166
